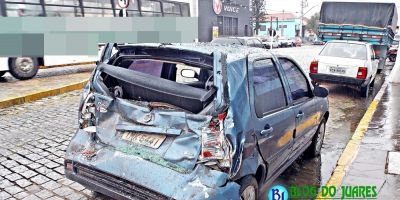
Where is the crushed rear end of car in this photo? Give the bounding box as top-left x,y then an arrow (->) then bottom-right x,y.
64,44 -> 242,199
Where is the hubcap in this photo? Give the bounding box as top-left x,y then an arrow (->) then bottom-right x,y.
15,57 -> 34,72
241,186 -> 256,200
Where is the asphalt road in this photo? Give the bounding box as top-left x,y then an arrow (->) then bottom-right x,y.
0,45 -> 393,200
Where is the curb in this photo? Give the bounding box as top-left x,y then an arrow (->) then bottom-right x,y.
317,77 -> 389,199
0,79 -> 88,109
39,61 -> 96,69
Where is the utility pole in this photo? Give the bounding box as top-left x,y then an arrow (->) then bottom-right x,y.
300,0 -> 308,38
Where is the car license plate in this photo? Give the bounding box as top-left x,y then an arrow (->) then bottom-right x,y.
329,66 -> 346,74
121,131 -> 166,149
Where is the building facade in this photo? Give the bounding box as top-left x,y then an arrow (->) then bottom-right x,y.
198,0 -> 252,42
1,0 -> 197,17
258,13 -> 301,38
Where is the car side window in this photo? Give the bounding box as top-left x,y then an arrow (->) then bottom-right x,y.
279,58 -> 311,101
252,59 -> 287,117
253,39 -> 263,48
247,39 -> 255,47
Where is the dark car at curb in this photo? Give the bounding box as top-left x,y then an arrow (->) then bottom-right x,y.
64,43 -> 329,200
211,37 -> 265,49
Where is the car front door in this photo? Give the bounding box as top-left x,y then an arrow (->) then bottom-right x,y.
278,57 -> 320,158
249,56 -> 296,175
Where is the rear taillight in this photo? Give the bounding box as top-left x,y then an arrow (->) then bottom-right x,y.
199,112 -> 231,168
79,92 -> 96,129
357,67 -> 367,79
310,61 -> 318,74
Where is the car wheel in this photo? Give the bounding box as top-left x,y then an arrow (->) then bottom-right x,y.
360,83 -> 370,98
0,71 -> 6,77
305,119 -> 326,157
240,175 -> 258,200
389,54 -> 396,62
9,57 -> 39,80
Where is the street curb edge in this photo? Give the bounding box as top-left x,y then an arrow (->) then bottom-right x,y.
0,79 -> 88,109
316,78 -> 389,199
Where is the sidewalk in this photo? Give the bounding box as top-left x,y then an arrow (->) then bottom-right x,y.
0,72 -> 90,108
340,83 -> 400,198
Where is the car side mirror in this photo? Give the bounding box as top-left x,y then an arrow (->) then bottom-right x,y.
181,69 -> 198,79
314,86 -> 329,98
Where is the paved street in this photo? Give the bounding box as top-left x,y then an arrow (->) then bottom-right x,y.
0,46 -> 395,199
0,92 -> 95,199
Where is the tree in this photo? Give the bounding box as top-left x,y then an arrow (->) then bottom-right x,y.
306,12 -> 320,35
251,0 -> 267,35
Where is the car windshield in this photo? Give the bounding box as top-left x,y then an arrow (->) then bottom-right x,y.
211,38 -> 244,45
393,40 -> 399,45
320,42 -> 367,60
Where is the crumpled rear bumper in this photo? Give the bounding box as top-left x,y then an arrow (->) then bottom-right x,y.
65,129 -> 240,200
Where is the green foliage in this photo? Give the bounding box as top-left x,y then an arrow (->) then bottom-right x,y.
306,12 -> 320,34
251,0 -> 267,35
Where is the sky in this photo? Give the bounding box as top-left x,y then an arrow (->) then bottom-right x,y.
265,0 -> 400,19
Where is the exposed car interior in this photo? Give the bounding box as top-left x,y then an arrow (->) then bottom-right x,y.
99,56 -> 215,113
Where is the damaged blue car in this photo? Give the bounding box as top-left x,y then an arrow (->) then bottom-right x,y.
65,43 -> 329,200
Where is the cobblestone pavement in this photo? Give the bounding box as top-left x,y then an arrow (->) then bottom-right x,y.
0,91 -> 95,200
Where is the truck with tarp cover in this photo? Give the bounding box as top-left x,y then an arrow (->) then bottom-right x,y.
318,1 -> 398,72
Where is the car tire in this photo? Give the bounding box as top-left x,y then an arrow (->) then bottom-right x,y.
305,119 -> 326,158
389,54 -> 396,62
0,71 -> 6,77
9,57 -> 39,80
239,175 -> 258,200
360,83 -> 370,98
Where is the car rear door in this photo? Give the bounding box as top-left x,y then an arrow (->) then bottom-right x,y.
278,57 -> 321,157
248,56 -> 295,174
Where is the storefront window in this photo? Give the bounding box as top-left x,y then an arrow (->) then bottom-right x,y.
45,0 -> 80,17
125,0 -> 140,16
140,0 -> 162,16
217,16 -> 223,35
162,2 -> 180,16
83,0 -> 113,17
224,17 -> 232,35
181,3 -> 189,17
233,18 -> 238,35
6,0 -> 44,17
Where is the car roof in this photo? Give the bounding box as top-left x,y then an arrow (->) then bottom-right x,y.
125,43 -> 271,63
327,40 -> 369,45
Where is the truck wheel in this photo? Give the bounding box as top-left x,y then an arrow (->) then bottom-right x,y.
9,57 -> 39,80
239,175 -> 258,200
305,119 -> 326,157
0,71 -> 6,77
360,83 -> 370,98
